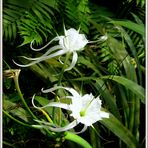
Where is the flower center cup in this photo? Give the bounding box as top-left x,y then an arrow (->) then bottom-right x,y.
80,110 -> 86,117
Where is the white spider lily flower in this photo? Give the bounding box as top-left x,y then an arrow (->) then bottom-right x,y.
32,86 -> 109,133
14,28 -> 88,71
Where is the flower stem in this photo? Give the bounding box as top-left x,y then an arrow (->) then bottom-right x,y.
4,69 -> 53,136
53,53 -> 71,125
57,52 -> 71,86
13,74 -> 37,119
64,132 -> 92,148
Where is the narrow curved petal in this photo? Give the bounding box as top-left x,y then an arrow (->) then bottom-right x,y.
64,51 -> 78,71
30,37 -> 59,51
58,56 -> 64,64
40,45 -> 62,58
19,45 -> 63,61
41,86 -> 80,98
34,119 -> 55,126
31,45 -> 62,60
32,94 -> 70,110
63,87 -> 80,98
13,49 -> 66,67
48,120 -> 78,132
41,86 -> 65,93
74,125 -> 88,134
32,120 -> 78,132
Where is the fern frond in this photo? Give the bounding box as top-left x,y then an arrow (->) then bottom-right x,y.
3,0 -> 31,42
3,0 -> 57,45
59,0 -> 90,34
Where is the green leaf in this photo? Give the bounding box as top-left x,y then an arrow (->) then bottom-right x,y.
35,3 -> 51,20
78,56 -> 101,75
110,20 -> 144,36
34,96 -> 53,115
40,0 -> 57,9
94,79 -> 121,119
101,75 -> 145,103
8,24 -> 12,41
3,78 -> 12,89
39,2 -> 55,16
65,132 -> 92,148
100,114 -> 139,148
3,99 -> 30,122
10,108 -> 29,122
12,22 -> 17,39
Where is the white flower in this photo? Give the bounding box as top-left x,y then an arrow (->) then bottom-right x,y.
59,28 -> 88,52
32,86 -> 109,133
13,28 -> 88,71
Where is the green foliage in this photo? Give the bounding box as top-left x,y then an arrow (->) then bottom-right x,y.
3,0 -> 145,148
3,0 -> 57,45
101,75 -> 145,103
100,113 -> 139,148
58,0 -> 90,33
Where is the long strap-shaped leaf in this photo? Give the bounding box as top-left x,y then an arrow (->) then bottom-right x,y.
65,132 -> 92,148
71,76 -> 145,103
101,75 -> 145,103
100,114 -> 139,148
109,20 -> 144,36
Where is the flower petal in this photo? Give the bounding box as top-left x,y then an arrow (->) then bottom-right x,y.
13,49 -> 66,67
30,37 -> 59,51
64,51 -> 78,71
32,120 -> 78,132
32,94 -> 70,110
74,125 -> 88,134
34,119 -> 55,126
59,28 -> 88,52
99,111 -> 110,118
58,56 -> 64,64
41,86 -> 64,93
58,36 -> 67,50
75,34 -> 88,51
42,86 -> 80,99
35,45 -> 62,60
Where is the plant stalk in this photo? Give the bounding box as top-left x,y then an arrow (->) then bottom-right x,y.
53,53 -> 71,125
64,132 -> 92,148
13,72 -> 37,119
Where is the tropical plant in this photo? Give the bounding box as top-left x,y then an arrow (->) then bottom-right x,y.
3,0 -> 145,147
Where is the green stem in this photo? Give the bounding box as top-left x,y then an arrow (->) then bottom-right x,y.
53,53 -> 71,124
3,109 -> 53,136
3,110 -> 33,128
13,74 -> 53,135
64,132 -> 92,148
57,52 -> 71,86
3,141 -> 14,147
13,76 -> 37,119
3,110 -> 54,137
